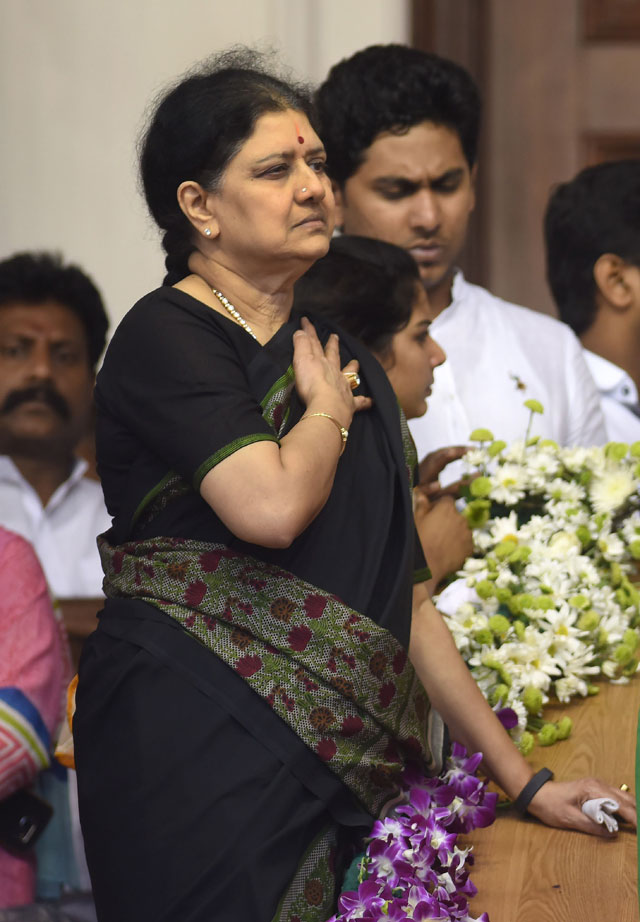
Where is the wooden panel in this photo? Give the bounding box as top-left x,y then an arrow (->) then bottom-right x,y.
581,47 -> 640,132
583,131 -> 640,165
486,0 -> 580,316
411,0 -> 490,289
584,0 -> 640,41
411,0 -> 436,50
461,678 -> 639,921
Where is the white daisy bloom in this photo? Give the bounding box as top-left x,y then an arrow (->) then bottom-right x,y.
590,468 -> 637,514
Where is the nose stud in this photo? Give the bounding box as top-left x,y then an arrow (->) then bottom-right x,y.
301,187 -> 308,194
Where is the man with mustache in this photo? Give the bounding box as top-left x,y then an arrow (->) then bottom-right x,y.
317,45 -> 607,481
0,251 -> 110,600
0,252 -> 109,911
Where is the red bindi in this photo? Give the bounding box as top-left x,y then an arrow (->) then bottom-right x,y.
297,135 -> 304,144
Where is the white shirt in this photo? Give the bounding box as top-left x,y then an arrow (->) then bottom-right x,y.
0,455 -> 111,598
409,273 -> 608,483
582,349 -> 640,443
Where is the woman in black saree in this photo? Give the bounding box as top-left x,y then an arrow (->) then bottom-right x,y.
73,50 -> 636,922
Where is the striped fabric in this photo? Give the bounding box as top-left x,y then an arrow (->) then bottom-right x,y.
0,526 -> 69,907
0,687 -> 51,800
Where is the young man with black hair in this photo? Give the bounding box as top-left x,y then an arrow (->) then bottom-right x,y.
544,159 -> 640,442
317,45 -> 606,478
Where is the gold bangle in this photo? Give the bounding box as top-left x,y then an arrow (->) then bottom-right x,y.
301,412 -> 349,455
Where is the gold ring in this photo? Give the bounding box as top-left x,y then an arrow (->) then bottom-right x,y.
620,783 -> 630,792
343,371 -> 360,390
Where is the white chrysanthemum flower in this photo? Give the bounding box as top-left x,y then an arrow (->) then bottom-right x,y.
488,511 -> 520,543
545,477 -> 585,503
598,533 -> 627,561
486,629 -> 561,690
560,445 -> 600,474
493,568 -> 517,589
620,511 -> 640,543
491,464 -> 527,505
589,469 -> 637,514
463,448 -> 490,468
555,674 -> 589,702
538,530 -> 582,561
528,450 -> 562,479
503,440 -> 526,463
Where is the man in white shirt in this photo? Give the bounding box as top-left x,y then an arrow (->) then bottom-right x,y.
544,159 -> 640,443
0,252 -> 110,600
316,45 -> 606,481
0,251 -> 110,913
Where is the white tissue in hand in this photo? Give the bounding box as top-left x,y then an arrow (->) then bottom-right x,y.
581,797 -> 619,833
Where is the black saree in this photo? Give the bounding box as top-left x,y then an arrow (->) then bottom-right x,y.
73,287 -> 442,922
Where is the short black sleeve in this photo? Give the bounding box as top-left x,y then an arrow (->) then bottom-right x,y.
96,288 -> 278,492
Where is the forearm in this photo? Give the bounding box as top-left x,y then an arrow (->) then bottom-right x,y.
276,402 -> 348,522
409,593 -> 533,799
200,407 -> 346,548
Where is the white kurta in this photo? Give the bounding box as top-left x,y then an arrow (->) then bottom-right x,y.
409,273 -> 607,483
582,349 -> 640,444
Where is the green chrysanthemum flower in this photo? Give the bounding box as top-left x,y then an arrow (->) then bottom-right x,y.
576,525 -> 592,548
569,594 -> 589,610
470,476 -> 493,498
518,731 -> 535,756
577,609 -> 600,632
613,642 -> 635,666
538,723 -> 558,746
489,614 -> 511,637
495,539 -> 518,560
469,428 -> 494,442
488,440 -> 507,457
495,587 -> 513,604
474,628 -> 493,646
604,441 -> 629,462
464,499 -> 491,528
489,683 -> 510,707
522,686 -> 543,715
475,580 -> 495,600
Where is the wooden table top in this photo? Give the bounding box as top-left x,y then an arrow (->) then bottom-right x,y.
461,678 -> 639,922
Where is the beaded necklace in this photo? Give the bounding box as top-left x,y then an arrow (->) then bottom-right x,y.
212,288 -> 258,341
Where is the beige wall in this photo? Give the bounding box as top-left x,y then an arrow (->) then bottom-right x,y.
0,0 -> 408,331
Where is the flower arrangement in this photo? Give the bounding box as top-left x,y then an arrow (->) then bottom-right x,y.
329,744 -> 496,922
436,401 -> 640,752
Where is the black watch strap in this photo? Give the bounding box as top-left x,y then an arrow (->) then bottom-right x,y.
513,767 -> 554,813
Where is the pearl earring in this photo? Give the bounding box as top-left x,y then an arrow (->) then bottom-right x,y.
204,228 -> 211,237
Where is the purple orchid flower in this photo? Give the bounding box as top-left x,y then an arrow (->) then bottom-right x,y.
367,839 -> 413,887
495,706 -> 518,731
337,879 -> 389,919
330,744 -> 495,922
